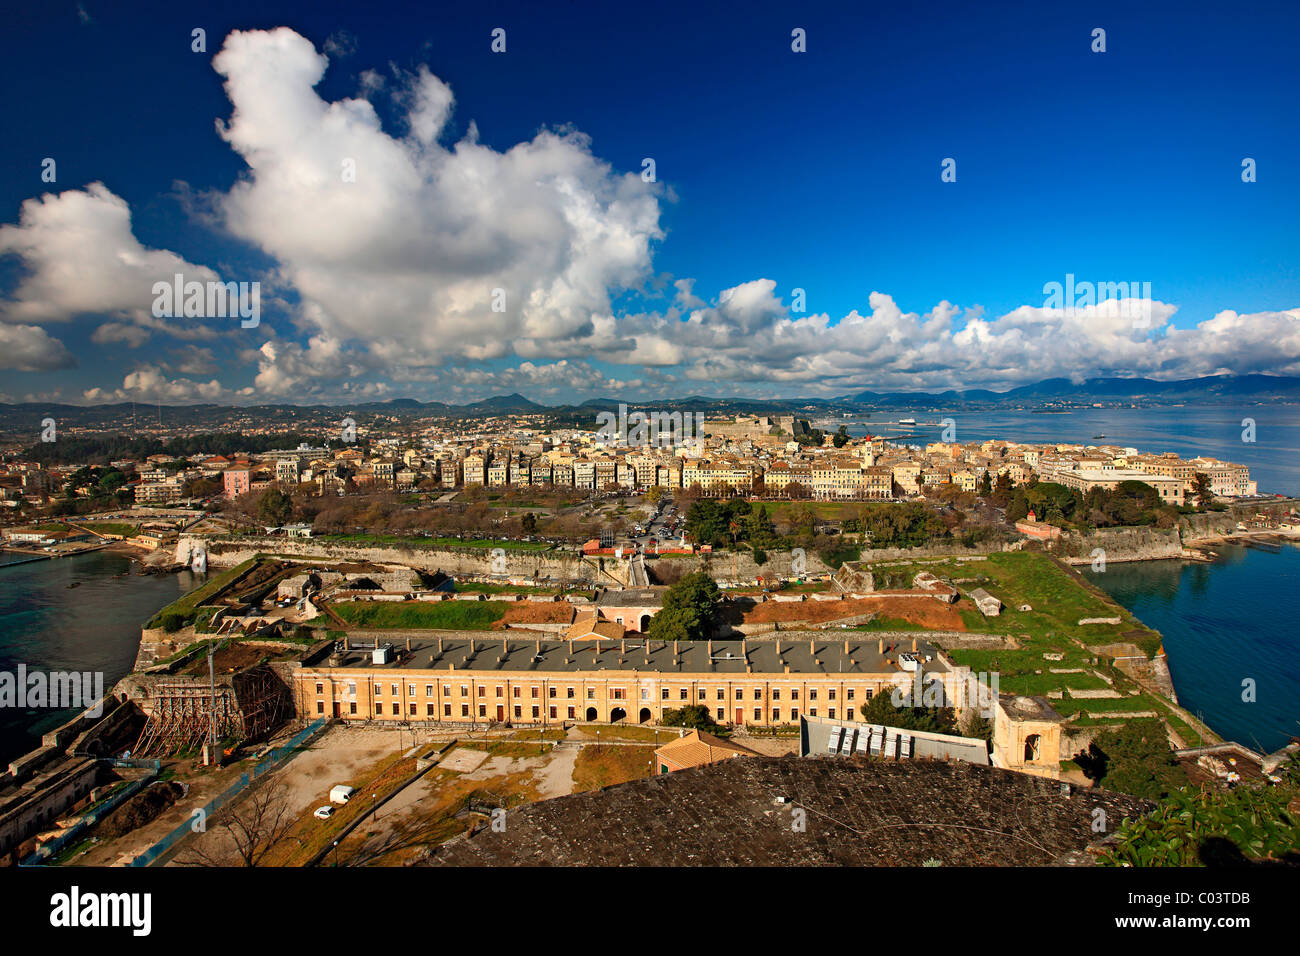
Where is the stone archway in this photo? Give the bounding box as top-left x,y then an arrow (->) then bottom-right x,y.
610,707 -> 627,723
638,707 -> 652,724
1024,733 -> 1041,762
585,707 -> 598,722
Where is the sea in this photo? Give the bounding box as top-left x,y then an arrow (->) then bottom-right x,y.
1086,543 -> 1300,754
0,548 -> 205,767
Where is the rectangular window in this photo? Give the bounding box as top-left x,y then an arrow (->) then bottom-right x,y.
532,706 -> 539,719
550,707 -> 557,719
847,688 -> 855,700
375,703 -> 383,715
350,701 -> 357,715
460,686 -> 468,697
425,684 -> 433,697
829,689 -> 836,700
567,687 -> 575,699
754,708 -> 762,720
408,684 -> 416,696
772,689 -> 780,700
315,682 -> 323,695
810,690 -> 818,700
409,702 -> 416,715
514,706 -> 522,718
316,700 -> 324,714
587,688 -> 595,699
461,704 -> 469,717
442,685 -> 451,696
479,705 -> 487,717
735,689 -> 743,700
847,708 -> 855,720
443,704 -> 451,716
531,687 -> 539,698
717,689 -> 724,700
513,686 -> 521,698
661,688 -> 669,700
426,703 -> 434,716
477,686 -> 485,697
567,707 -> 576,719
828,708 -> 836,719
791,689 -> 799,700
716,708 -> 724,720
391,684 -> 398,697
791,708 -> 799,720
549,686 -> 557,698
754,689 -> 762,699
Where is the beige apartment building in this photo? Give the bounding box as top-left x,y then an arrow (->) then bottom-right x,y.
291,636 -> 974,730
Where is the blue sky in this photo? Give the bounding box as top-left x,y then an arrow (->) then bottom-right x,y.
1,0 -> 1298,405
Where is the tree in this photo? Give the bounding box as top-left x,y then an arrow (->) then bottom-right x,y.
832,425 -> 849,448
660,704 -> 721,732
182,784 -> 296,867
520,512 -> 538,534
977,471 -> 992,497
255,487 -> 293,525
647,571 -> 720,642
1192,472 -> 1214,509
858,688 -> 957,734
990,472 -> 1015,507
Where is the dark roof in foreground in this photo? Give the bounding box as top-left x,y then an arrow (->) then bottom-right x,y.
424,756 -> 1152,867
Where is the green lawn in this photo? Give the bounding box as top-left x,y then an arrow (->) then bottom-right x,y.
331,600 -> 509,629
146,557 -> 258,628
319,533 -> 549,552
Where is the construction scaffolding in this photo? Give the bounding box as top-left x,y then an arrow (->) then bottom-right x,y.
132,665 -> 292,758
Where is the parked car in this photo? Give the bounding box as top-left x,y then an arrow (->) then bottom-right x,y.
313,805 -> 335,820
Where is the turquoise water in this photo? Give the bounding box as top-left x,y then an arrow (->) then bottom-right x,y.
1086,543 -> 1300,754
0,549 -> 202,766
843,405 -> 1300,496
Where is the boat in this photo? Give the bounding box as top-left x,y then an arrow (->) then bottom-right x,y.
1092,434 -> 1106,439
66,581 -> 80,589
897,417 -> 916,425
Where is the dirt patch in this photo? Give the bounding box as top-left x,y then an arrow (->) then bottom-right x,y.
96,782 -> 185,840
572,744 -> 655,792
742,595 -> 967,630
439,748 -> 491,773
496,603 -> 575,627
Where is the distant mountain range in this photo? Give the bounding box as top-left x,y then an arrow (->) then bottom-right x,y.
1,375 -> 1296,434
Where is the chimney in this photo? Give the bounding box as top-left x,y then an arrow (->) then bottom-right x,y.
911,638 -> 918,652
536,639 -> 542,654
784,664 -> 790,674
707,640 -> 713,656
437,636 -> 443,654
878,639 -> 884,654
775,638 -> 782,656
406,638 -> 411,652
809,639 -> 814,655
843,639 -> 849,654
469,638 -> 475,654
673,640 -> 679,655
569,639 -> 574,654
